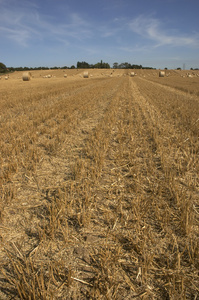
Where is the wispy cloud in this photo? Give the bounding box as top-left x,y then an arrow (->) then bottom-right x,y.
98,17 -> 127,39
33,13 -> 93,43
0,26 -> 32,47
128,15 -> 199,48
0,1 -> 93,47
119,45 -> 151,53
0,3 -> 41,46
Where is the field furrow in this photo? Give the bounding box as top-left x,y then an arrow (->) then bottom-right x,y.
0,71 -> 198,299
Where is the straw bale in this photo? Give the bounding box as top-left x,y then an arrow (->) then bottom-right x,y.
22,72 -> 31,81
83,71 -> 89,78
159,71 -> 165,77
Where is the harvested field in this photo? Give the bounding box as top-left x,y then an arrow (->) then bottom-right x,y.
0,69 -> 198,299
135,69 -> 199,96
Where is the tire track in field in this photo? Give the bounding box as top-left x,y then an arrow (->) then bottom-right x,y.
130,78 -> 198,233
133,76 -> 199,137
130,77 -> 199,232
125,78 -> 199,298
136,75 -> 199,101
128,79 -> 184,232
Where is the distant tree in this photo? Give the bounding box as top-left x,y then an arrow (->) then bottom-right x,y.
0,62 -> 7,73
131,64 -> 142,69
76,60 -> 110,69
77,61 -> 89,68
118,62 -> 131,69
102,62 -> 110,69
177,67 -> 181,70
71,65 -> 76,69
94,61 -> 110,69
94,63 -> 99,68
15,67 -> 23,71
8,67 -> 15,73
39,67 -> 49,70
113,62 -> 119,69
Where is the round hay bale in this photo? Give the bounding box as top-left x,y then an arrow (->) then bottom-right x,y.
83,71 -> 89,78
22,72 -> 31,81
5,76 -> 8,80
130,72 -> 135,77
64,74 -> 67,78
159,71 -> 165,77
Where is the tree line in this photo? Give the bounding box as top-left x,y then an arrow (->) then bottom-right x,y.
0,60 -> 153,74
2,61 -> 198,74
77,60 -> 110,69
77,61 -> 154,69
0,65 -> 70,73
0,60 -> 111,73
113,62 -> 145,69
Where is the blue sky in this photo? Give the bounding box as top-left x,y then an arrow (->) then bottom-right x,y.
0,0 -> 199,69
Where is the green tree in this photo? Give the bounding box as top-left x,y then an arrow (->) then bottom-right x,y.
119,62 -> 131,69
0,62 -> 7,73
77,61 -> 89,68
94,61 -> 110,69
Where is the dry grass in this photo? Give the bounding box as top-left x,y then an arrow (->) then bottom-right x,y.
137,69 -> 199,96
0,69 -> 198,299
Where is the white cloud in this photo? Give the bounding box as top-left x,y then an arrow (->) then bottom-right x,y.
0,2 -> 41,46
0,26 -> 31,47
129,15 -> 199,48
0,2 -> 93,47
119,45 -> 150,53
100,27 -> 120,38
98,17 -> 126,39
32,12 -> 93,42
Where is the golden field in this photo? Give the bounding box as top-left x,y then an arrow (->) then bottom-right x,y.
0,69 -> 198,299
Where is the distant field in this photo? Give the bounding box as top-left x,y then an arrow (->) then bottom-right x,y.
0,69 -> 198,299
